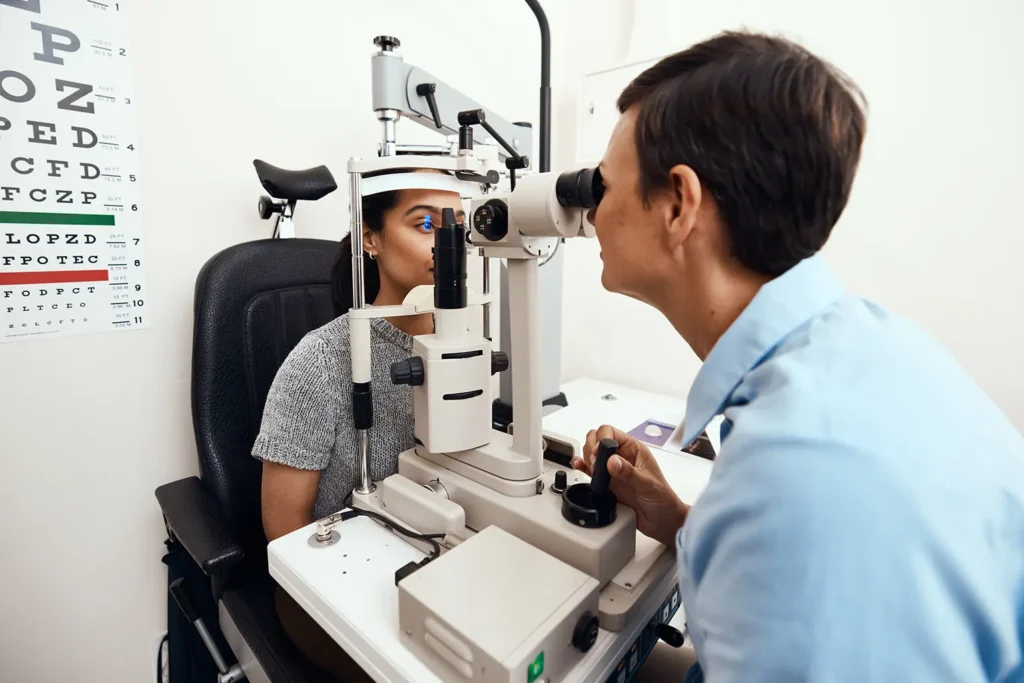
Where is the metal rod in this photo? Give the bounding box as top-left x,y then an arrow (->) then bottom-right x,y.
524,0 -> 551,172
378,109 -> 400,157
196,619 -> 230,674
349,169 -> 374,495
356,431 -> 373,494
482,252 -> 491,340
395,144 -> 451,155
350,171 -> 365,309
479,118 -> 525,166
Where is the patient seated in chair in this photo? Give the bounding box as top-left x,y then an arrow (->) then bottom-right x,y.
252,170 -> 464,681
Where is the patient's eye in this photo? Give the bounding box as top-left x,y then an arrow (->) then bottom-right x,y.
415,214 -> 434,233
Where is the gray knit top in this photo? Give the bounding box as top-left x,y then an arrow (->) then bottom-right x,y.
252,314 -> 415,519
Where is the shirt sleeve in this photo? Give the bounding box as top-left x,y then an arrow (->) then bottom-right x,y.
252,334 -> 346,471
680,442 -> 983,683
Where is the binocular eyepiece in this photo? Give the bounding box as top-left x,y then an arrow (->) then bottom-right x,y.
555,167 -> 604,209
470,167 -> 602,243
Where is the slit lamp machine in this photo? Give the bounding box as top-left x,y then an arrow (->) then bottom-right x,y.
308,34 -> 678,683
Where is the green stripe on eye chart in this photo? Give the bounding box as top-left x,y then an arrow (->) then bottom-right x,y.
0,211 -> 116,226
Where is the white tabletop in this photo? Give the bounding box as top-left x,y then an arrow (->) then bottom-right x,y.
549,378 -> 717,508
268,378 -> 714,683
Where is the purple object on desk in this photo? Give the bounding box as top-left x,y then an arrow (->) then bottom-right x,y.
627,420 -> 676,447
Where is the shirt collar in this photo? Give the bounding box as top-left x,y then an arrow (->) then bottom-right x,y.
681,255 -> 845,446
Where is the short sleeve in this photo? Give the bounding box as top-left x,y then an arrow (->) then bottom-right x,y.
252,333 -> 346,471
681,443 -> 977,683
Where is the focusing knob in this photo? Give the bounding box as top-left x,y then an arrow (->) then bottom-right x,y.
373,35 -> 401,51
473,200 -> 508,241
551,470 -> 567,494
491,351 -> 509,375
572,612 -> 599,653
390,357 -> 424,386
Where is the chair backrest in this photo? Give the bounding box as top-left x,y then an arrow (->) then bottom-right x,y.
191,238 -> 339,553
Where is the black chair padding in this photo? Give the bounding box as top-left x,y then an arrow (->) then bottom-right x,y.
156,476 -> 244,577
164,539 -> 231,683
191,238 -> 338,554
222,558 -> 332,683
253,159 -> 338,202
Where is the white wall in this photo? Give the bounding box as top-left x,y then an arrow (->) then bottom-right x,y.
0,1 -> 545,681
3,1 -> 1021,680
553,0 -> 1024,433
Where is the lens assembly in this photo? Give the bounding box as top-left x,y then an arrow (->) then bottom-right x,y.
434,208 -> 467,310
555,167 -> 604,208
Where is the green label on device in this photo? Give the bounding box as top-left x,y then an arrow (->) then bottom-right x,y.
527,651 -> 545,682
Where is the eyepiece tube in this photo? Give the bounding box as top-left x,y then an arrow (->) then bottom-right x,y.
434,208 -> 467,310
555,167 -> 604,208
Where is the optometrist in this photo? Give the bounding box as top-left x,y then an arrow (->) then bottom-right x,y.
574,30 -> 1024,683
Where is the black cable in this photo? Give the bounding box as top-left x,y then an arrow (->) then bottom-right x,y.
352,507 -> 444,560
156,633 -> 167,683
342,492 -> 446,560
524,0 -> 558,267
523,0 -> 551,173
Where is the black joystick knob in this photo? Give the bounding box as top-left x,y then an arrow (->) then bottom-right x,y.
390,357 -> 424,386
656,623 -> 685,648
572,612 -> 599,653
491,351 -> 509,375
551,470 -> 567,494
561,438 -> 618,528
373,35 -> 401,51
590,437 -> 616,499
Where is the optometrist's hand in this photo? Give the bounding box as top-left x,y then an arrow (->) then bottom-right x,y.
573,425 -> 690,548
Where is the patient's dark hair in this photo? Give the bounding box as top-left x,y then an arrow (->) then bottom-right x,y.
617,31 -> 867,276
330,170 -> 406,316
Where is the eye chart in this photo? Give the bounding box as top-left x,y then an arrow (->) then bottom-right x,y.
0,0 -> 148,343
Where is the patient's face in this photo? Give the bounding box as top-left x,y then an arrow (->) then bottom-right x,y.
378,187 -> 465,295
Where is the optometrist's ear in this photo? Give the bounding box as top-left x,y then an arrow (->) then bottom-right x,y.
663,165 -> 702,252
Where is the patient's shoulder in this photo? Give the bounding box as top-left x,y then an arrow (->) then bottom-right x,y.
277,315 -> 350,382
302,314 -> 350,352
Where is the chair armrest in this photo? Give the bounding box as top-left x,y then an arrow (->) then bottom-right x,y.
156,476 -> 244,578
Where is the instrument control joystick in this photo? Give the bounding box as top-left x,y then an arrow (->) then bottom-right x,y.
561,438 -> 618,529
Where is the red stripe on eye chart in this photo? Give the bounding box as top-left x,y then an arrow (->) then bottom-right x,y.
0,270 -> 110,286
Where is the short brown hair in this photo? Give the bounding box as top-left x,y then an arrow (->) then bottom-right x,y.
618,31 -> 867,276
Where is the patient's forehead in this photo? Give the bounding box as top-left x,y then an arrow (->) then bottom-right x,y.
398,187 -> 461,203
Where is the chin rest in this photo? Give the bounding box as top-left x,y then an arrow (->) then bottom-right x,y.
253,159 -> 338,202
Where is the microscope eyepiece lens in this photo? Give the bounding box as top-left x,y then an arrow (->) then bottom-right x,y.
555,167 -> 605,209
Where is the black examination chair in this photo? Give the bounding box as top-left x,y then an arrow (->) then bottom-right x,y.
156,162 -> 340,683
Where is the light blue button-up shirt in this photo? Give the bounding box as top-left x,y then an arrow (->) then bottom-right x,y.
676,255 -> 1024,682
